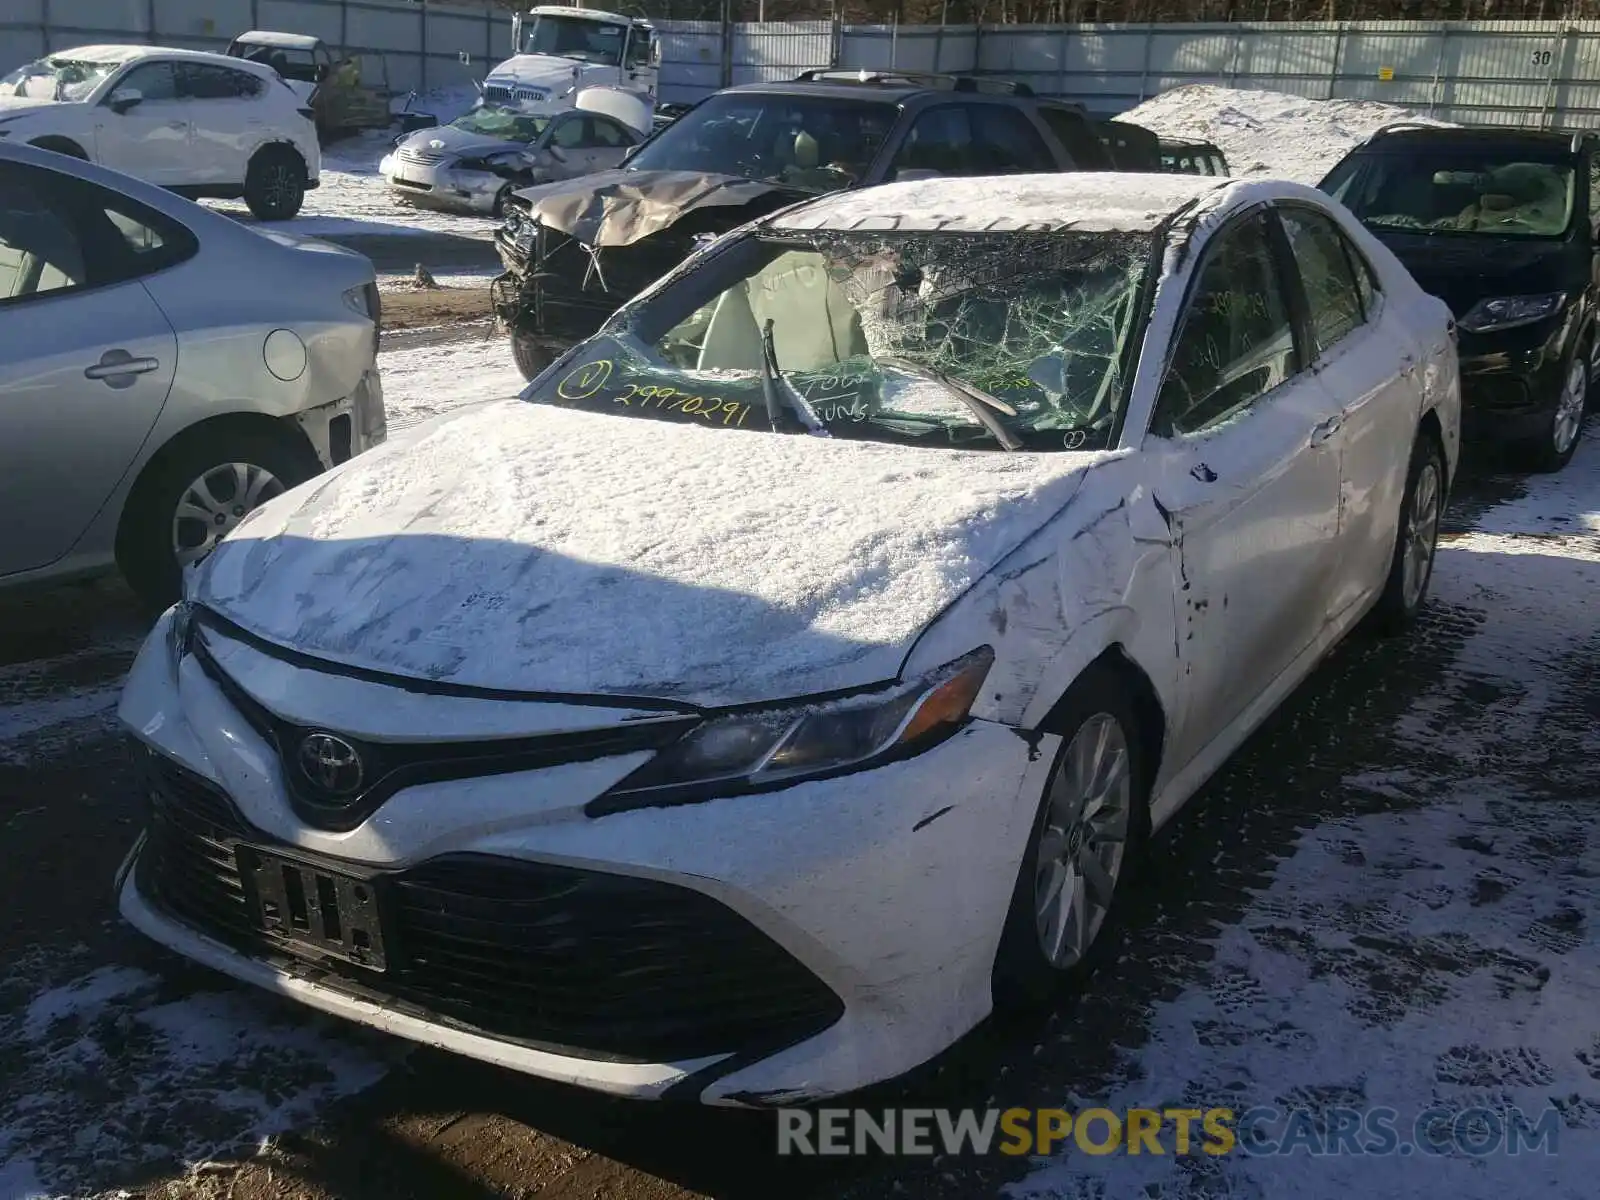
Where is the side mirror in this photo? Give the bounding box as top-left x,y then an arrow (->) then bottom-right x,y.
108,86 -> 143,114
314,64 -> 329,82
650,39 -> 662,67
547,144 -> 568,163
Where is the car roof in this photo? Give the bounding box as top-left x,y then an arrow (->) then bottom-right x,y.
769,171 -> 1235,235
51,43 -> 279,73
232,31 -> 322,50
1360,123 -> 1594,152
722,74 -> 1039,104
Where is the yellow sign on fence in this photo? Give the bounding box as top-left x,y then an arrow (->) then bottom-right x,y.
1378,66 -> 1395,81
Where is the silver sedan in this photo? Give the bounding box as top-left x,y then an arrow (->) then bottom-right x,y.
379,105 -> 642,216
0,141 -> 385,609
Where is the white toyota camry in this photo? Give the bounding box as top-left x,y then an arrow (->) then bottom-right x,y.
116,173 -> 1460,1105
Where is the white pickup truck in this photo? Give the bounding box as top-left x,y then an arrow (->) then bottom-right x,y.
484,6 -> 660,134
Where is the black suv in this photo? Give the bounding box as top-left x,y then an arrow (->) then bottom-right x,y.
1320,123 -> 1596,471
491,70 -> 1110,380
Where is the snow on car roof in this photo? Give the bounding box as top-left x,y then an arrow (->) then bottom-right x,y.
232,31 -> 322,50
54,43 -> 277,71
770,172 -> 1234,236
526,5 -> 638,23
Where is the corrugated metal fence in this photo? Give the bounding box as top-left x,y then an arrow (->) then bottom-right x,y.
5,5 -> 1600,128
660,18 -> 1600,127
1,0 -> 504,95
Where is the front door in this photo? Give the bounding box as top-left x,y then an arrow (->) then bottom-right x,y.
0,160 -> 178,577
1144,209 -> 1346,770
93,61 -> 193,184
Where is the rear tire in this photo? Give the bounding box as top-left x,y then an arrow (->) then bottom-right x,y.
117,429 -> 319,612
991,665 -> 1150,1012
510,330 -> 555,382
243,145 -> 308,221
1369,432 -> 1445,637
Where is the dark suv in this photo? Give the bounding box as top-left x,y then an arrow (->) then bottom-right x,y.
1320,123 -> 1596,471
491,70 -> 1110,379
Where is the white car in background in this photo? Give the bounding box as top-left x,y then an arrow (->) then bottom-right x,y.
117,174 -> 1458,1104
0,45 -> 320,220
0,141 -> 384,608
379,102 -> 643,215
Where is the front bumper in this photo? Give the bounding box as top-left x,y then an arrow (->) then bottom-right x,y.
116,612 -> 1053,1104
379,154 -> 505,214
1456,316 -> 1583,442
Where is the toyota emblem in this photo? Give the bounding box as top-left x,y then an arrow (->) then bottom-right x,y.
297,732 -> 365,796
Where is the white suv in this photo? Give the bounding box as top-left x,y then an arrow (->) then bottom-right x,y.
0,45 -> 321,220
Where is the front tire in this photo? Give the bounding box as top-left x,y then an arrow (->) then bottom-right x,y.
1526,354 -> 1587,473
1369,432 -> 1445,636
510,329 -> 555,382
992,666 -> 1148,1011
243,145 -> 308,221
117,429 -> 318,611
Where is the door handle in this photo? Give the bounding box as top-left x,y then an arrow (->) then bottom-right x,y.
86,349 -> 161,385
1309,414 -> 1343,446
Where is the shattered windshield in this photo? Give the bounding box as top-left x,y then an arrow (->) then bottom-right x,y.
1323,149 -> 1576,238
452,106 -> 550,143
524,229 -> 1154,452
624,93 -> 898,192
1,57 -> 120,101
523,16 -> 624,66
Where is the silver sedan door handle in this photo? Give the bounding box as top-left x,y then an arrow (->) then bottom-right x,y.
86,349 -> 161,385
1309,413 -> 1344,447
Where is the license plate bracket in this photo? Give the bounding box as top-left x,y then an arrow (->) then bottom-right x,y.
238,847 -> 388,972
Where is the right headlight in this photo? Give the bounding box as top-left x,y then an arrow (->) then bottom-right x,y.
589,646 -> 996,814
1458,292 -> 1566,334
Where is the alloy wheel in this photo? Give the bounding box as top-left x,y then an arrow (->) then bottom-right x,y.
1401,459 -> 1441,612
172,462 -> 286,567
1033,713 -> 1132,969
1553,358 -> 1587,456
263,164 -> 297,211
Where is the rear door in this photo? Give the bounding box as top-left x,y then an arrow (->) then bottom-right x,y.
93,60 -> 193,184
1278,203 -> 1424,617
0,160 -> 184,577
178,64 -> 269,186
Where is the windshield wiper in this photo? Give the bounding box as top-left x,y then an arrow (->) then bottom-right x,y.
878,357 -> 1023,452
760,319 -> 829,437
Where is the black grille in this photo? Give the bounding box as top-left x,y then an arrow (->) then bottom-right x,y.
136,751 -> 844,1064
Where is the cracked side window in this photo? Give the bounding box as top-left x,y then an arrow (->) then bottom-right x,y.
1281,208 -> 1365,358
1156,212 -> 1298,437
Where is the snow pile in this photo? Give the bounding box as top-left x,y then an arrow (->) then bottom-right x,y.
1123,85 -> 1455,184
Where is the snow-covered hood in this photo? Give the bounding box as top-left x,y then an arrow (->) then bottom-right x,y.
485,54 -> 595,96
193,401 -> 1101,707
397,123 -> 526,158
0,96 -> 60,118
511,168 -> 799,247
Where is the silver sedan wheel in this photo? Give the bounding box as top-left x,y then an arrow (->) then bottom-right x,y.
172,462 -> 286,567
1553,358 -> 1587,456
1401,458 -> 1442,612
1033,713 -> 1132,969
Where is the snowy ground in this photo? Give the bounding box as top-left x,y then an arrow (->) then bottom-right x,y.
1122,85 -> 1454,184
